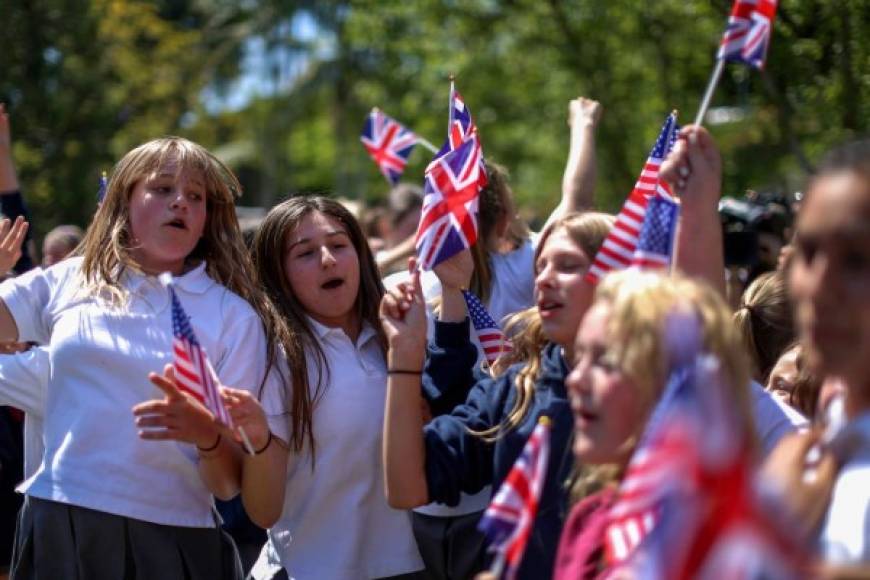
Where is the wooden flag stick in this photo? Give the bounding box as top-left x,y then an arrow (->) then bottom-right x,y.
693,59 -> 726,127
488,550 -> 506,579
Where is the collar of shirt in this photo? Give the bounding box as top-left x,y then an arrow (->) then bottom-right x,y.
305,315 -> 379,350
120,261 -> 214,313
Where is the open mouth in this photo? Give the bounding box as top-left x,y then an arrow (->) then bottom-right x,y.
321,278 -> 344,290
165,218 -> 187,230
538,300 -> 562,313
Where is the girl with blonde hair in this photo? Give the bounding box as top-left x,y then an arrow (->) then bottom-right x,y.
555,271 -> 754,578
0,136 -> 284,579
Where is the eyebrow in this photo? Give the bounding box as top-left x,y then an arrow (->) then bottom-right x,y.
150,172 -> 206,189
287,230 -> 349,251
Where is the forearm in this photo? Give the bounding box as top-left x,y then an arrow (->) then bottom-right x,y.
383,347 -> 429,509
673,202 -> 726,296
561,121 -> 598,214
0,148 -> 19,193
240,436 -> 288,529
197,434 -> 243,501
439,286 -> 467,323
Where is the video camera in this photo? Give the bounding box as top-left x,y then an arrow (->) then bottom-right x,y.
719,191 -> 792,268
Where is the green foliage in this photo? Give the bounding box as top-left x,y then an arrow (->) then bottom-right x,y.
1,0 -> 868,241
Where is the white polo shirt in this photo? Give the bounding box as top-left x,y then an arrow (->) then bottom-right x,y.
0,345 -> 49,479
819,413 -> 870,564
251,318 -> 423,580
0,257 -> 277,527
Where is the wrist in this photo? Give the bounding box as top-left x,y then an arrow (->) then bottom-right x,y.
387,349 -> 425,372
196,432 -> 222,454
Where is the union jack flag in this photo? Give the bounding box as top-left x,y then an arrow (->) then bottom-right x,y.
630,195 -> 680,271
360,108 -> 419,184
462,290 -> 512,366
717,0 -> 778,70
165,279 -> 233,427
415,132 -> 484,270
478,417 -> 551,580
586,112 -> 680,284
427,82 -> 487,188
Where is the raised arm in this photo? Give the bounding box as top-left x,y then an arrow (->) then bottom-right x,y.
660,125 -> 726,296
381,269 -> 430,508
0,103 -> 34,273
543,97 -> 602,231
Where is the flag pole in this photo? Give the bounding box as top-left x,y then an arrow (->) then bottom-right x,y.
447,74 -> 456,136
416,137 -> 439,154
693,59 -> 725,127
489,550 -> 506,579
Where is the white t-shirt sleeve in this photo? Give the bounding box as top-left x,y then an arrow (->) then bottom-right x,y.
0,264 -> 68,343
750,380 -> 809,457
0,346 -> 49,417
260,357 -> 291,445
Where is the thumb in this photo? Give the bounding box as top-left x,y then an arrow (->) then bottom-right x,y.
410,267 -> 424,303
408,255 -> 418,275
152,363 -> 183,400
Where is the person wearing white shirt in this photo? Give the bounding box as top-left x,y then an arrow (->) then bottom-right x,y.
0,137 -> 286,580
229,197 -> 424,580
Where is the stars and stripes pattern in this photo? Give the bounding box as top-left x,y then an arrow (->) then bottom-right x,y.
415,132 -> 484,270
462,290 -> 513,366
167,282 -> 233,427
586,112 -> 680,284
717,0 -> 778,70
630,195 -> 680,271
478,417 -> 551,580
360,108 -> 419,184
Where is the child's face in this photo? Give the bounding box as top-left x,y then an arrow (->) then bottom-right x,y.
766,345 -> 800,407
534,229 -> 595,350
128,161 -> 207,275
283,210 -> 361,334
567,302 -> 646,466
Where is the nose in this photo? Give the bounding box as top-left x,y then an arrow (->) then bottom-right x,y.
534,263 -> 555,292
566,357 -> 591,397
169,189 -> 189,211
320,245 -> 338,268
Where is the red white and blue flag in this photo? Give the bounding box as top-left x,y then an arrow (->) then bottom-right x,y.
717,0 -> 778,70
462,290 -> 513,366
97,171 -> 108,203
630,195 -> 680,271
478,417 -> 551,580
165,279 -> 234,427
427,82 -> 487,188
415,132 -> 484,270
360,108 -> 419,185
586,112 -> 680,284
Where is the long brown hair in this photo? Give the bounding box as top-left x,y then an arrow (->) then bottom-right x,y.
733,271 -> 794,381
252,195 -> 386,458
475,211 -> 614,440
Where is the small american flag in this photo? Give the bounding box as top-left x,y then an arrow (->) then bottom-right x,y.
478,417 -> 551,580
166,280 -> 233,427
462,290 -> 512,366
360,108 -> 419,184
415,132 -> 484,270
586,112 -> 680,284
717,0 -> 778,70
427,82 -> 487,188
630,195 -> 680,270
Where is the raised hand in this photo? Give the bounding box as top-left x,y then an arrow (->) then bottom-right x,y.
0,216 -> 29,276
221,387 -> 272,452
659,125 -> 722,207
380,259 -> 427,367
568,97 -> 602,129
0,104 -> 11,152
132,364 -> 222,449
433,248 -> 473,292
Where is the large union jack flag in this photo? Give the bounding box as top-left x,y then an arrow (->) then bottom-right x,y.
586,112 -> 680,284
415,132 -> 484,270
360,108 -> 419,184
478,417 -> 551,580
165,279 -> 233,427
717,0 -> 778,70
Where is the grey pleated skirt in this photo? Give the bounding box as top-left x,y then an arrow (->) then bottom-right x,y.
11,496 -> 243,580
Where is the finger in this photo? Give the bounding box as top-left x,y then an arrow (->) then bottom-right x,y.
812,452 -> 839,492
4,217 -> 27,253
132,400 -> 171,415
138,428 -> 181,441
0,219 -> 10,240
408,256 -> 418,275
148,368 -> 183,400
410,268 -> 424,303
135,414 -> 177,429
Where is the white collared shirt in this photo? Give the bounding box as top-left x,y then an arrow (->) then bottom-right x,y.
252,318 -> 423,580
0,345 -> 49,479
0,257 -> 277,527
819,412 -> 870,564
